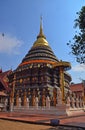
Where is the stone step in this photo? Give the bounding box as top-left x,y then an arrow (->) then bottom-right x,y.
13,105 -> 67,116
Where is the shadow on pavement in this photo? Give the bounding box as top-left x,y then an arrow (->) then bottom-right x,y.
45,125 -> 85,130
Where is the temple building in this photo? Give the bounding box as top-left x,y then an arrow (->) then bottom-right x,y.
70,82 -> 85,100
8,19 -> 72,111
0,69 -> 11,111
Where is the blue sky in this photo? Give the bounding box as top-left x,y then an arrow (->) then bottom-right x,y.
0,0 -> 85,83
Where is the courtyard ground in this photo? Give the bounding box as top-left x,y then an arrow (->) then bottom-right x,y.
0,111 -> 85,130
0,119 -> 51,130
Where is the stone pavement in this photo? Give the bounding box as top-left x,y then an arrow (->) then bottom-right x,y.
0,111 -> 85,129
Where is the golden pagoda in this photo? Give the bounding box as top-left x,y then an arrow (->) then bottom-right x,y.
8,18 -> 71,109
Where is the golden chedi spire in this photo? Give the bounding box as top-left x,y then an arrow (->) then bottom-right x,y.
37,16 -> 46,39
33,16 -> 49,47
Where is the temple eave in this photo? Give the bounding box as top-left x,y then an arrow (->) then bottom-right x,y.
53,61 -> 71,70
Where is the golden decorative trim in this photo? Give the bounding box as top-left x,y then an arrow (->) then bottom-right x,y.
53,61 -> 71,69
19,59 -> 56,67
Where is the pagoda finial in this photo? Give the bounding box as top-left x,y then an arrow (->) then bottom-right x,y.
37,16 -> 46,39
40,15 -> 43,34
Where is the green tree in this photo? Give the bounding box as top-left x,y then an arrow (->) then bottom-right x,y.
67,6 -> 85,64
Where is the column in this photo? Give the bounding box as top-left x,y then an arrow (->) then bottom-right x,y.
26,98 -> 29,108
23,91 -> 27,106
53,88 -> 57,106
19,97 -> 21,107
59,67 -> 65,104
32,89 -> 36,106
4,98 -> 8,111
66,96 -> 70,107
16,91 -> 19,106
42,89 -> 46,107
76,98 -> 79,108
10,74 -> 16,111
57,88 -> 62,105
35,97 -> 39,109
71,97 -> 75,108
46,96 -> 50,109
10,89 -> 14,112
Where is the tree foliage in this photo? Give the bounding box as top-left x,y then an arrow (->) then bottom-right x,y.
67,6 -> 85,64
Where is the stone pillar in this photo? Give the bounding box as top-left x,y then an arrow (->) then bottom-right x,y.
23,91 -> 27,106
26,98 -> 29,108
80,97 -> 84,107
19,97 -> 21,107
35,88 -> 39,98
10,102 -> 13,112
32,89 -> 36,106
66,96 -> 70,107
35,97 -> 39,109
79,98 -> 82,107
42,94 -> 46,107
42,89 -> 46,107
71,97 -> 75,108
16,91 -> 19,106
82,100 -> 84,108
76,98 -> 79,108
53,88 -> 57,106
10,91 -> 14,112
59,67 -> 65,104
32,95 -> 35,106
57,88 -> 62,105
4,98 -> 8,111
46,96 -> 50,109
10,74 -> 16,111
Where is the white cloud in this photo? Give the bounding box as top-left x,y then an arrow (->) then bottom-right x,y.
0,33 -> 23,54
72,64 -> 85,72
